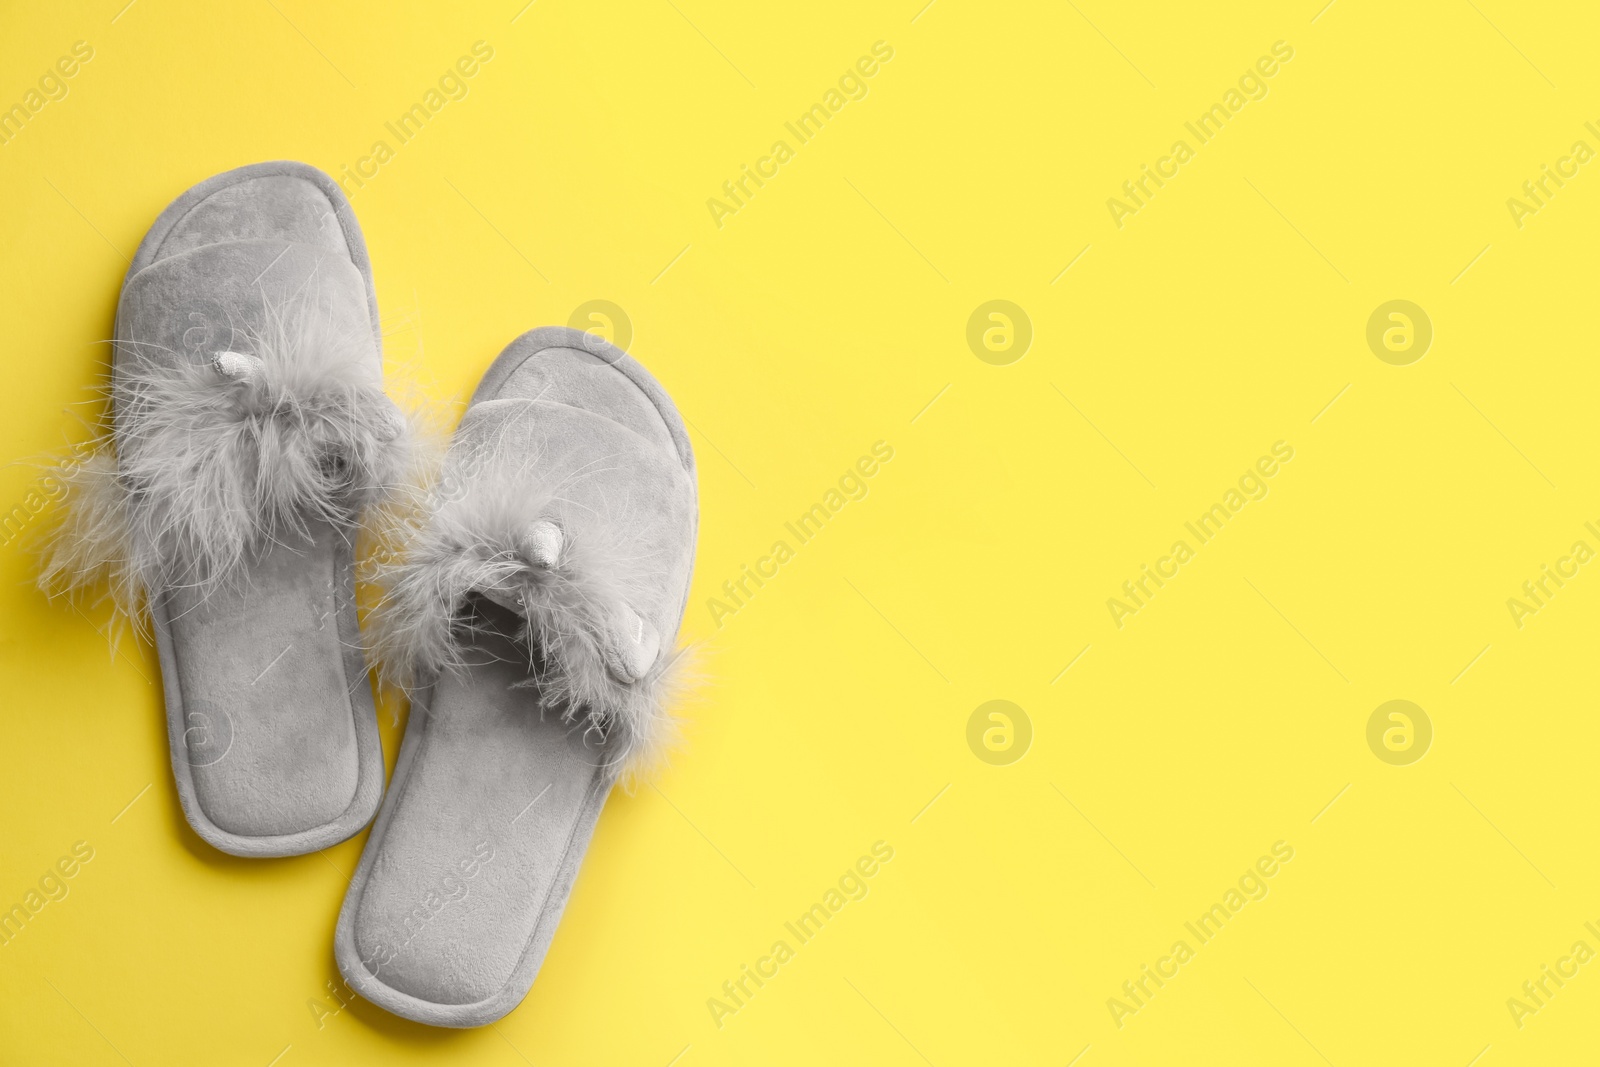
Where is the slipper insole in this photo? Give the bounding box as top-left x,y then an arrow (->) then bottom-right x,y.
347,600 -> 607,1007
161,522 -> 361,837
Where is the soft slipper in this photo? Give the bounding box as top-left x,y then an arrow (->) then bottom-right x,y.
335,326 -> 697,1027
39,161 -> 411,857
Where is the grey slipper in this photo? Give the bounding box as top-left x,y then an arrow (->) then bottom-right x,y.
335,326 -> 698,1027
39,161 -> 409,857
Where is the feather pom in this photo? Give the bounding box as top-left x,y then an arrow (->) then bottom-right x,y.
364,437 -> 690,777
37,310 -> 419,627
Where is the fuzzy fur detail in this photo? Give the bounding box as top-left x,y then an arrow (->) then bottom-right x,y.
365,443 -> 688,777
38,312 -> 417,628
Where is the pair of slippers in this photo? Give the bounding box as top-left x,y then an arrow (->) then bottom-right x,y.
39,161 -> 698,1028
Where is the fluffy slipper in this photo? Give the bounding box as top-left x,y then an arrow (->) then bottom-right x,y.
38,161 -> 410,857
336,326 -> 697,1027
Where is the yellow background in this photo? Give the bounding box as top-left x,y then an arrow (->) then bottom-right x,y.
2,0 -> 1597,1063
